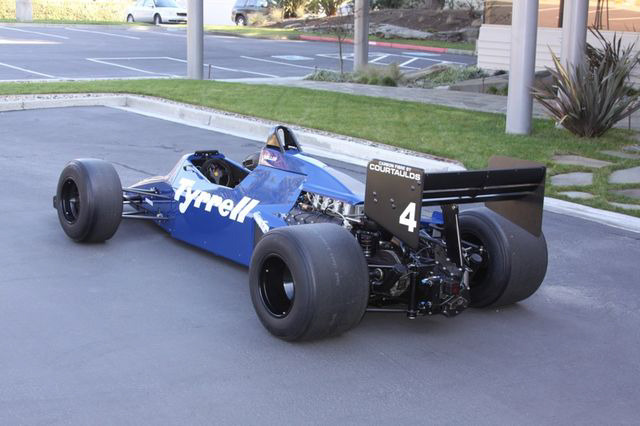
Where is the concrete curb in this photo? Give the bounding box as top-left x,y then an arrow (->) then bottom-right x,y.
1,93 -> 639,234
0,94 -> 463,172
544,198 -> 640,234
120,95 -> 463,171
297,34 -> 476,56
203,30 -> 476,56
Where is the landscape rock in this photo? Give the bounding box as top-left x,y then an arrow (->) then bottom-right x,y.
600,150 -> 640,160
611,189 -> 640,200
449,74 -> 507,93
403,64 -> 455,80
608,166 -> 640,184
371,24 -> 432,40
551,172 -> 593,187
610,202 -> 640,211
552,155 -> 613,168
559,191 -> 595,199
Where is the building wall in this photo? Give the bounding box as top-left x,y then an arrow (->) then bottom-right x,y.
477,24 -> 640,83
484,0 -> 640,31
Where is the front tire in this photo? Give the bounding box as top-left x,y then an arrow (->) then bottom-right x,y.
235,15 -> 246,26
249,223 -> 369,341
153,14 -> 162,25
126,14 -> 134,23
55,159 -> 122,243
459,208 -> 548,308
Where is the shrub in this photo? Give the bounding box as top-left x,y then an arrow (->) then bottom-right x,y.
0,0 -> 132,21
267,7 -> 284,22
532,30 -> 640,138
0,0 -> 15,19
417,65 -> 486,88
373,0 -> 404,9
276,0 -> 306,17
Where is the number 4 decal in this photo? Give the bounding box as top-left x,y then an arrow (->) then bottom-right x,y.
399,202 -> 417,233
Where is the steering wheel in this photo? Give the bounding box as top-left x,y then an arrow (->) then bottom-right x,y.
201,158 -> 233,187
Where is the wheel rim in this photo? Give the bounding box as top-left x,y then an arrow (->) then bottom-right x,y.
259,255 -> 295,318
155,15 -> 160,24
60,178 -> 80,224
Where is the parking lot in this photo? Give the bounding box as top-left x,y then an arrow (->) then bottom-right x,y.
1,106 -> 639,424
0,24 -> 475,81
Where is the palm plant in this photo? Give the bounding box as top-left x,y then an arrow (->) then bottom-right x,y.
532,29 -> 640,137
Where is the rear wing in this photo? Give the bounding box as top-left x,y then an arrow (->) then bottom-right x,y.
364,157 -> 546,249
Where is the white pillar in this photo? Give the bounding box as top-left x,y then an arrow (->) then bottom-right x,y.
353,0 -> 369,72
187,0 -> 204,80
16,0 -> 32,22
561,0 -> 589,72
505,0 -> 539,135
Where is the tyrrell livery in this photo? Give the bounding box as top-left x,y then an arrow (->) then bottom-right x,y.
53,126 -> 549,341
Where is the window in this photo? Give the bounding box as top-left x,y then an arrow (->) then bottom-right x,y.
484,0 -> 640,31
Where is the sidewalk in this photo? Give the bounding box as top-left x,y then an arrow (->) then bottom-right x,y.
243,78 -> 640,131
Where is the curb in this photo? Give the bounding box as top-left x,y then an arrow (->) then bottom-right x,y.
0,94 -> 463,173
1,94 -> 639,234
543,198 -> 640,234
204,30 -> 476,56
296,35 -> 476,56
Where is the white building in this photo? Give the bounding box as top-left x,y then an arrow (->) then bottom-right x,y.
477,0 -> 640,81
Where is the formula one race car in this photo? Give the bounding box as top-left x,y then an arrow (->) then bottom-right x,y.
53,126 -> 548,341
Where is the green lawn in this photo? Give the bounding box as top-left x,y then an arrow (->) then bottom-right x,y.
0,79 -> 637,216
204,25 -> 475,51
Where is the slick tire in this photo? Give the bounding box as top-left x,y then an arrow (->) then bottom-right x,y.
459,208 -> 548,308
249,223 -> 369,341
55,159 -> 123,243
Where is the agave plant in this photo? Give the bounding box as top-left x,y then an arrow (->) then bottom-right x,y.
532,30 -> 640,137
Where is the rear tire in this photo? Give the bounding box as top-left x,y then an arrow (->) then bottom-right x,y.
459,208 -> 547,308
55,159 -> 122,243
235,15 -> 247,26
249,223 -> 369,341
126,14 -> 134,23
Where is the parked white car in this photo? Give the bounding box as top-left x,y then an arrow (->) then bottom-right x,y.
126,0 -> 187,25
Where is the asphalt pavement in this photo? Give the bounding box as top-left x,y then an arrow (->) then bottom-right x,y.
0,24 -> 475,81
1,106 -> 639,424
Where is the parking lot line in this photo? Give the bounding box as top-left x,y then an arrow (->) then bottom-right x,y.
0,26 -> 69,40
86,58 -> 178,77
0,61 -> 56,78
369,54 -> 390,64
64,28 -> 141,40
164,57 -> 279,78
240,56 -> 329,71
400,57 -> 419,67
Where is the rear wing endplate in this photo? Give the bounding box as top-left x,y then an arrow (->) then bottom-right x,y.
364,157 -> 546,249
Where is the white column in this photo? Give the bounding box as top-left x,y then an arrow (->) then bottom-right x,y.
16,0 -> 32,22
561,0 -> 589,72
505,0 -> 539,135
187,0 -> 204,80
353,0 -> 369,72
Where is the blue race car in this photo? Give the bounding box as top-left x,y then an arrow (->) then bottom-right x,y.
53,126 -> 548,341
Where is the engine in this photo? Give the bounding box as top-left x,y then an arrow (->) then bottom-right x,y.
285,191 -> 471,318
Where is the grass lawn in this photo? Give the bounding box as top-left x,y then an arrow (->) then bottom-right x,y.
204,25 -> 475,51
0,79 -> 637,216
